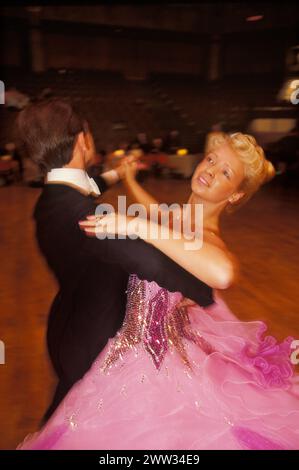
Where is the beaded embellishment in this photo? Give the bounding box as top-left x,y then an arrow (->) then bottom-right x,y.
100,275 -> 214,373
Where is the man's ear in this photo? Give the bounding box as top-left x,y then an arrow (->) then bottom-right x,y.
84,131 -> 93,151
76,131 -> 88,153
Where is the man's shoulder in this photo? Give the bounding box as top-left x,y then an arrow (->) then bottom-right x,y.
34,184 -> 97,220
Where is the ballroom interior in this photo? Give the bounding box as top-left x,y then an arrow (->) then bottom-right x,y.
0,4 -> 299,450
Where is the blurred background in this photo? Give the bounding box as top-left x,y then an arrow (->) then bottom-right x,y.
0,4 -> 298,449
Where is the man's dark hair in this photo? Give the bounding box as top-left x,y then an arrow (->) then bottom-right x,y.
16,98 -> 88,172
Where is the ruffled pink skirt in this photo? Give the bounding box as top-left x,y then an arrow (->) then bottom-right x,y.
19,293 -> 299,450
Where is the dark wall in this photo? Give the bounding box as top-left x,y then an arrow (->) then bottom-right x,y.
1,29 -> 21,67
222,31 -> 290,76
42,32 -> 204,76
0,16 -> 295,79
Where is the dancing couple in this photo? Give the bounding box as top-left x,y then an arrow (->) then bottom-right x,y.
17,99 -> 298,450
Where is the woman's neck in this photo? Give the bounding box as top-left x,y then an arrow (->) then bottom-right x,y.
187,193 -> 224,235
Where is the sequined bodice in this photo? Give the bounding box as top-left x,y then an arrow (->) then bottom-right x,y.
100,274 -> 214,373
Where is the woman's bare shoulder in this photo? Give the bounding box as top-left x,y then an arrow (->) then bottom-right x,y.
204,232 -> 239,268
203,231 -> 227,250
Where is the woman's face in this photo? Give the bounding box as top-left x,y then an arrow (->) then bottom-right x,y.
191,142 -> 245,204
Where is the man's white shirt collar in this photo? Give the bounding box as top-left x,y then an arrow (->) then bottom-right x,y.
46,168 -> 101,196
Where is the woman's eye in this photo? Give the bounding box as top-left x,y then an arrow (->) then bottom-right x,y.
223,170 -> 231,179
207,156 -> 213,163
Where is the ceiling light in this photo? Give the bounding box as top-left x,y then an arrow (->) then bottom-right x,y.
246,15 -> 264,22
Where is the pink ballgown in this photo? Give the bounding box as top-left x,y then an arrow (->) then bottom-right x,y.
19,274 -> 299,450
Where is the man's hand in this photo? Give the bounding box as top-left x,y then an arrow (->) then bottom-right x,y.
114,155 -> 137,180
115,155 -> 148,181
176,297 -> 197,309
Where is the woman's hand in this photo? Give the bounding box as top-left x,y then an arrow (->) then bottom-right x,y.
124,157 -> 139,181
79,213 -> 146,239
124,155 -> 148,181
114,155 -> 136,180
113,155 -> 148,181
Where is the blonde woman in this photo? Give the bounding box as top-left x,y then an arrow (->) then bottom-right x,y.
19,133 -> 299,450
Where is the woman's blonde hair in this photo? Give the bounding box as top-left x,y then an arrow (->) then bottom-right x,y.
205,131 -> 275,212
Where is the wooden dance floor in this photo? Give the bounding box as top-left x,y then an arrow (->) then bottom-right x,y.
0,177 -> 298,449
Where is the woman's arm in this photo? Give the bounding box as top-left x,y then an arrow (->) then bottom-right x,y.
123,162 -> 161,220
82,214 -> 236,290
138,219 -> 236,290
124,173 -> 159,208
